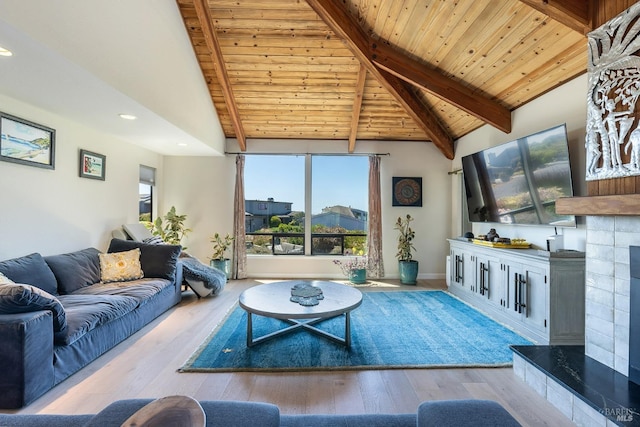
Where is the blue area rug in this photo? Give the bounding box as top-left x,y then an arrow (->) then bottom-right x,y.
179,290 -> 531,372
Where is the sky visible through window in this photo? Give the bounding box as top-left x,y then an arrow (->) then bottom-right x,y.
244,155 -> 368,215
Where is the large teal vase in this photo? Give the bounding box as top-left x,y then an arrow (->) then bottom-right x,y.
210,259 -> 231,281
399,260 -> 418,285
349,268 -> 367,284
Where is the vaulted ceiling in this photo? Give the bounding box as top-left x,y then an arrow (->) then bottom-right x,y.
176,0 -> 592,159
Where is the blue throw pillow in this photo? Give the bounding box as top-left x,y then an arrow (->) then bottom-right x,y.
0,253 -> 59,296
0,283 -> 68,344
45,248 -> 102,294
107,239 -> 181,280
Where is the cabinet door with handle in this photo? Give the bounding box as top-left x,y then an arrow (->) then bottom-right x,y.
476,254 -> 503,305
450,247 -> 475,291
522,264 -> 548,333
505,261 -> 548,332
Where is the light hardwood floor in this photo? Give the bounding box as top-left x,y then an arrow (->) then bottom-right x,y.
4,279 -> 575,426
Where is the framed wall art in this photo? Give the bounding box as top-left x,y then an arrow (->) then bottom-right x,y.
0,112 -> 55,169
392,177 -> 422,207
79,149 -> 106,180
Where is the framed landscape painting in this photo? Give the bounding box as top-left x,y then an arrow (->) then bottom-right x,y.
79,149 -> 106,180
0,112 -> 55,169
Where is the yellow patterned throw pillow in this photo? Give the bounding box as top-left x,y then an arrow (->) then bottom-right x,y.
99,249 -> 144,283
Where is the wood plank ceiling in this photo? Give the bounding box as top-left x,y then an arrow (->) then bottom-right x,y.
176,0 -> 590,159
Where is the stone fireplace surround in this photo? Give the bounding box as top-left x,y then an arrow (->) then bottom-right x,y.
512,216 -> 640,426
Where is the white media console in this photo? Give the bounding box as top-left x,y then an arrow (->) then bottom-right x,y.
448,239 -> 585,345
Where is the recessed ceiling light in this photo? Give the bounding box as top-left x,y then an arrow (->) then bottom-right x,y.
119,114 -> 137,120
177,142 -> 188,147
0,46 -> 13,57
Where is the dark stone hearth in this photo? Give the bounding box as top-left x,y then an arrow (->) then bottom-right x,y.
511,345 -> 640,426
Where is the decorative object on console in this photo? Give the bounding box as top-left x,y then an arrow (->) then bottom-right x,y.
485,228 -> 499,241
209,232 -> 234,280
586,1 -> 640,181
79,149 -> 106,180
395,214 -> 418,285
392,177 -> 422,206
0,112 -> 55,169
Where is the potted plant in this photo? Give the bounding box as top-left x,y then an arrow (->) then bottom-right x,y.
210,232 -> 234,280
395,214 -> 418,285
333,251 -> 368,285
149,206 -> 191,248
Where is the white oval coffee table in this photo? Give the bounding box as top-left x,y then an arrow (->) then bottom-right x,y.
238,280 -> 363,348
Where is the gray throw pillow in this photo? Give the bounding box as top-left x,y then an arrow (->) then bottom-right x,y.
0,283 -> 67,344
0,253 -> 59,296
45,248 -> 102,294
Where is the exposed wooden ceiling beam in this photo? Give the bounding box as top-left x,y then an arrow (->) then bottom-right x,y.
371,42 -> 512,134
348,64 -> 367,153
519,0 -> 594,35
192,0 -> 246,151
306,0 -> 454,159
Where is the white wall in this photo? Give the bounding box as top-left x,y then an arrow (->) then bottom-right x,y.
0,94 -> 164,260
165,138 -> 452,279
451,74 -> 589,251
162,155 -> 236,261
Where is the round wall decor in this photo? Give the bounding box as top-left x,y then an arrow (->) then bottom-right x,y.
392,177 -> 422,206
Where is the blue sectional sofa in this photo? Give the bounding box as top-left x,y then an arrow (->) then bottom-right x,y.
0,398 -> 522,426
0,239 -> 183,409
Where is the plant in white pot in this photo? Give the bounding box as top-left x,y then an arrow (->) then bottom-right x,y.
395,214 -> 418,285
209,232 -> 234,281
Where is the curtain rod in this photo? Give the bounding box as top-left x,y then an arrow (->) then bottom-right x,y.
224,152 -> 390,156
448,168 -> 462,175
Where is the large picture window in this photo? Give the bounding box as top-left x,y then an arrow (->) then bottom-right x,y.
311,155 -> 368,255
244,154 -> 368,255
244,155 -> 305,255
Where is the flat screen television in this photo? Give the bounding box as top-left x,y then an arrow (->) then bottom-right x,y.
461,124 -> 576,227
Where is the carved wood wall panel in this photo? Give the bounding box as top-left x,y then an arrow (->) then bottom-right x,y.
587,0 -> 640,196
586,2 -> 640,182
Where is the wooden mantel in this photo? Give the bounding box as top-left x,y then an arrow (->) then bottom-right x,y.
556,194 -> 640,216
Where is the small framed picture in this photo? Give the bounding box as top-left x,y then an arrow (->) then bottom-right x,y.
0,112 -> 55,169
392,177 -> 422,207
79,149 -> 106,180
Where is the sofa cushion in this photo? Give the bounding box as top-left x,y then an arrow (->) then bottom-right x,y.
84,399 -> 281,427
57,294 -> 139,345
0,283 -> 68,343
99,249 -> 144,283
107,239 -> 181,280
418,400 -> 521,427
0,253 -> 59,295
280,414 -> 416,427
71,278 -> 173,306
45,248 -> 102,295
